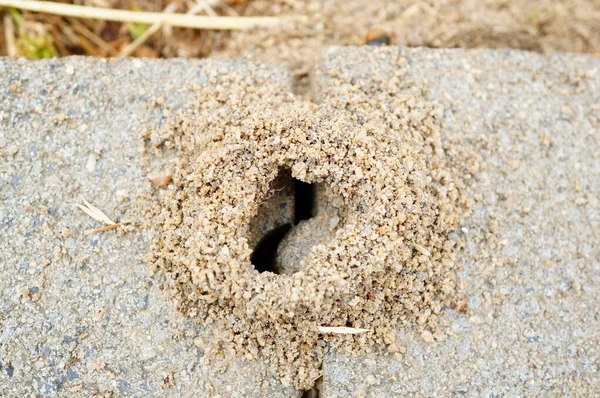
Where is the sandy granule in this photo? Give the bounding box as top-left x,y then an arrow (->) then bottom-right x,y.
145,55 -> 467,388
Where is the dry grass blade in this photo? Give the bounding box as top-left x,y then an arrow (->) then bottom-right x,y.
3,14 -> 18,57
188,1 -> 217,17
49,24 -> 69,57
317,326 -> 372,335
77,200 -> 116,225
0,0 -> 281,30
68,17 -> 117,56
84,222 -> 130,235
119,2 -> 178,57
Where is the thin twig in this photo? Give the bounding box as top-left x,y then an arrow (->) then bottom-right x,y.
187,0 -> 217,17
68,17 -> 117,56
0,0 -> 281,30
119,23 -> 160,57
119,2 -> 178,57
84,221 -> 131,235
49,23 -> 69,56
215,0 -> 239,17
71,26 -> 102,56
3,14 -> 18,57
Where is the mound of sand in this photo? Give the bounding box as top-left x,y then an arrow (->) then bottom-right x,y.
146,53 -> 467,388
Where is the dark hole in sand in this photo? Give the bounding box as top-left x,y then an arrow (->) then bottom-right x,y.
251,224 -> 292,273
250,170 -> 315,274
300,376 -> 322,398
294,178 -> 315,224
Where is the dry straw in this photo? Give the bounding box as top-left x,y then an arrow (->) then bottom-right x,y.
77,200 -> 130,235
0,0 -> 282,30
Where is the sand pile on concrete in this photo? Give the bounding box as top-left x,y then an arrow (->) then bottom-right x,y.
146,56 -> 467,388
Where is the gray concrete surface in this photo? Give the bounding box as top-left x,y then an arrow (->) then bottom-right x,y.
317,48 -> 599,397
1,47 -> 599,397
0,57 -> 296,397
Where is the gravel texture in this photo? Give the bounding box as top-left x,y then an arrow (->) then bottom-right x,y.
1,46 -> 599,397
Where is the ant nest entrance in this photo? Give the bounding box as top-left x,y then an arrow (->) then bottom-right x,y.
248,168 -> 343,275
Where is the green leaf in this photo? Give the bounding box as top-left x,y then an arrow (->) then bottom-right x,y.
20,33 -> 58,59
8,8 -> 24,27
127,22 -> 148,39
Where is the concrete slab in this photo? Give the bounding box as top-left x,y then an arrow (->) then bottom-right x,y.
0,57 -> 296,397
1,47 -> 599,397
316,47 -> 599,397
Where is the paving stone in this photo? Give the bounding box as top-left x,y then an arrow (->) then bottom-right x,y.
316,47 -> 599,397
1,47 -> 599,397
0,57 -> 297,398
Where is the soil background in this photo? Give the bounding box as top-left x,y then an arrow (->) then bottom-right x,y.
219,0 -> 600,84
1,1 -> 599,63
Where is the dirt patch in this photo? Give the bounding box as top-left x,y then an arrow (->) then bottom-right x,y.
3,1 -> 598,62
217,0 -> 600,86
144,51 -> 472,388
